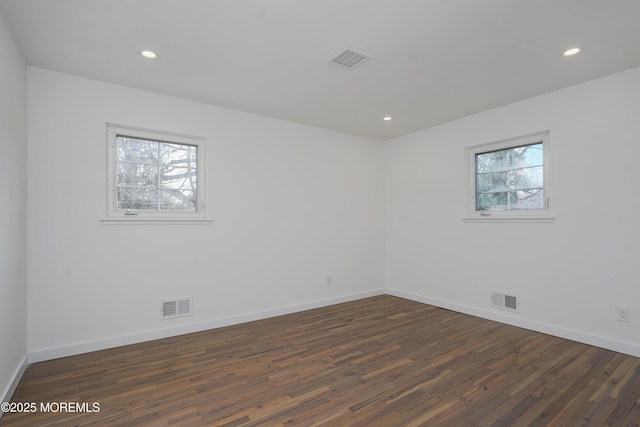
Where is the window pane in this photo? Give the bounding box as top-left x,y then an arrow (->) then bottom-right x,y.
117,187 -> 159,210
507,166 -> 543,190
116,137 -> 158,163
477,171 -> 507,193
116,162 -> 158,186
159,145 -> 197,191
508,189 -> 544,210
509,143 -> 543,169
477,192 -> 508,211
159,142 -> 195,164
160,189 -> 196,210
476,149 -> 508,173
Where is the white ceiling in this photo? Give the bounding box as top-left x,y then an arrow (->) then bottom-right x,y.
1,0 -> 639,140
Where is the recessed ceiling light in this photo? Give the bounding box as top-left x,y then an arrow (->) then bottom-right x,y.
383,116 -> 392,121
141,50 -> 158,59
562,47 -> 581,57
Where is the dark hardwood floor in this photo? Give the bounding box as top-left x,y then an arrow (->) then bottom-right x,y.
2,295 -> 640,426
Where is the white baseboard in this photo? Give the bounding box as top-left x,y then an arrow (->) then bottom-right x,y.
28,289 -> 386,363
0,354 -> 29,416
27,287 -> 640,364
386,288 -> 640,358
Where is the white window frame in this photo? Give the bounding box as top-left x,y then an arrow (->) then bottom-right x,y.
463,131 -> 554,223
102,123 -> 211,224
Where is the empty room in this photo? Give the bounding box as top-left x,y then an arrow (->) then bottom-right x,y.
1,0 -> 640,425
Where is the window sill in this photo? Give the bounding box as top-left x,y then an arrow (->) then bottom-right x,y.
462,215 -> 555,223
101,217 -> 213,225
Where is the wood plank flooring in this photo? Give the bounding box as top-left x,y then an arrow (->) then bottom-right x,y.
2,295 -> 640,426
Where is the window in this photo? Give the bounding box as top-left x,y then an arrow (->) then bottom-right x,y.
104,124 -> 209,223
465,131 -> 552,222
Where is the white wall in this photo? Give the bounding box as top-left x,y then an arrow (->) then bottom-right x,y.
385,66 -> 640,356
0,8 -> 27,402
21,46 -> 640,365
27,68 -> 385,360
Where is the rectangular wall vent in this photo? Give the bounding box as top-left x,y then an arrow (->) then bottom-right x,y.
491,291 -> 520,312
162,297 -> 192,319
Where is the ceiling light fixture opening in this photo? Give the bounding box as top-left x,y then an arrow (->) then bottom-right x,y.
383,116 -> 392,121
141,50 -> 158,59
562,47 -> 581,57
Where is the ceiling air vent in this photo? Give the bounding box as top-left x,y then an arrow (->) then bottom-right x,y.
328,47 -> 371,70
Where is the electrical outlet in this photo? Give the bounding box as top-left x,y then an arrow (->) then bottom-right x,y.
326,276 -> 333,286
616,306 -> 630,322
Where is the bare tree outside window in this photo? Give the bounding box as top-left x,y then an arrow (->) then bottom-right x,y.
475,143 -> 543,211
116,136 -> 198,211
